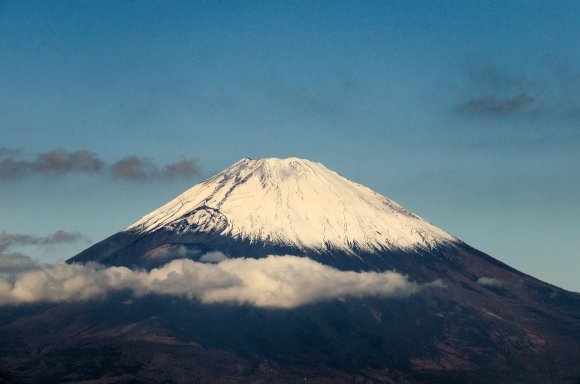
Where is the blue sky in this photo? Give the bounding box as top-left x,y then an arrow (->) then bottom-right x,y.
1,1 -> 579,291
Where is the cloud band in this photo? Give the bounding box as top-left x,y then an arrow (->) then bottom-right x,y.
0,148 -> 201,182
0,255 -> 435,308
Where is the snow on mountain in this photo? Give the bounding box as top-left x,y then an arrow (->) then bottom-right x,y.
127,157 -> 458,253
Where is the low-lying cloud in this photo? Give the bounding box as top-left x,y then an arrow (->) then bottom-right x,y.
0,148 -> 201,182
199,251 -> 229,263
477,276 -> 503,288
0,253 -> 41,274
0,255 -> 434,308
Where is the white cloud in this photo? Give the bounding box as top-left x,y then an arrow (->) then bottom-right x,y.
148,244 -> 201,259
477,276 -> 503,288
0,255 -> 436,308
199,251 -> 229,263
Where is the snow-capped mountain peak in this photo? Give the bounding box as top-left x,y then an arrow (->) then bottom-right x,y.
127,157 -> 457,253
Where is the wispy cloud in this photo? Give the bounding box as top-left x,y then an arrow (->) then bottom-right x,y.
0,255 -> 437,308
0,231 -> 87,274
110,156 -> 201,182
0,231 -> 86,254
0,148 -> 202,182
453,60 -> 580,120
456,93 -> 534,115
0,148 -> 19,157
0,148 -> 103,179
267,85 -> 346,120
454,67 -> 534,116
477,277 -> 503,288
262,70 -> 361,124
199,251 -> 229,263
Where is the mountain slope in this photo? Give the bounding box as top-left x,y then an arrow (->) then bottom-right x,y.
11,156 -> 574,383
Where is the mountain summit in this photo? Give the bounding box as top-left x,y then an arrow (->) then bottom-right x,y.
127,157 -> 457,254
70,157 -> 463,269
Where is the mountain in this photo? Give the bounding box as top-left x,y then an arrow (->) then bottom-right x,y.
127,157 -> 456,253
70,157 -> 459,271
1,157 -> 579,384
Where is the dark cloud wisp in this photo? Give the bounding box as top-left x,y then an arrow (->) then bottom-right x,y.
453,61 -> 580,120
454,67 -> 535,116
110,156 -> 201,182
0,231 -> 88,274
456,93 -> 534,115
0,149 -> 201,182
0,149 -> 104,178
0,230 -> 86,253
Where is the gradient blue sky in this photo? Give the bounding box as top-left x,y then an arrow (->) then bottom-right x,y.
1,1 -> 579,291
